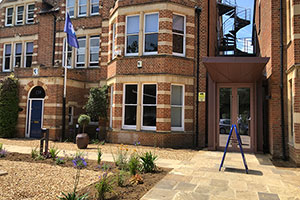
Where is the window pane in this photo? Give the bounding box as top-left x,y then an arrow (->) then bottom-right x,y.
28,4 -> 35,10
5,58 -> 10,70
173,15 -> 184,34
69,8 -> 74,17
5,44 -> 11,55
173,34 -> 184,54
8,8 -> 13,15
78,39 -> 86,47
171,85 -> 183,105
16,43 -> 22,54
171,107 -> 182,127
143,85 -> 156,104
145,34 -> 158,52
90,37 -> 99,46
145,13 -> 158,33
77,55 -> 85,62
125,85 -> 137,104
126,35 -> 139,54
125,106 -> 137,125
26,56 -> 32,67
79,6 -> 87,15
26,42 -> 34,53
143,106 -> 156,126
79,0 -> 86,5
90,53 -> 98,62
67,0 -> 75,7
127,16 -> 139,34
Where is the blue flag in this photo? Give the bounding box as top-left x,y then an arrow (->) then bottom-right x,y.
64,13 -> 79,48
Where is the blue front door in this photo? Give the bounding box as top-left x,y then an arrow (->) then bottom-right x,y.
30,100 -> 43,138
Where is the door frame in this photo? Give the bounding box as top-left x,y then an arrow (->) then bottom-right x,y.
25,98 -> 44,138
216,83 -> 255,152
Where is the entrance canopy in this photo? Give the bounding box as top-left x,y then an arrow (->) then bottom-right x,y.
203,57 -> 270,83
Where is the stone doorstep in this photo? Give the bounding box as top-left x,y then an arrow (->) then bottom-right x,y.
0,170 -> 8,176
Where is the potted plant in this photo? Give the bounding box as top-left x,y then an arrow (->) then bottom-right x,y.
76,114 -> 91,149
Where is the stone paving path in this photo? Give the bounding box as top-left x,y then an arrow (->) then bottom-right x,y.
3,144 -> 300,200
142,151 -> 300,200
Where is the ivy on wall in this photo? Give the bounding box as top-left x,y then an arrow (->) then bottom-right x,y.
0,74 -> 19,138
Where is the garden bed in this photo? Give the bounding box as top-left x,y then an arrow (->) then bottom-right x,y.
0,152 -> 170,200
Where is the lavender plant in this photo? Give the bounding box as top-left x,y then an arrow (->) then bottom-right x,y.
95,171 -> 114,200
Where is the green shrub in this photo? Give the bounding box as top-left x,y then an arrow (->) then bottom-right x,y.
101,163 -> 111,171
57,192 -> 88,200
112,145 -> 129,171
95,171 -> 114,200
55,157 -> 65,165
128,154 -> 141,176
115,170 -> 128,187
31,147 -> 39,159
78,114 -> 90,133
97,147 -> 102,165
0,143 -> 3,151
140,152 -> 157,173
49,146 -> 60,160
0,74 -> 19,138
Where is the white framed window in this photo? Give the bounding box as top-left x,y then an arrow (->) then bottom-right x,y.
76,37 -> 86,68
123,84 -> 138,129
78,0 -> 87,17
141,84 -> 157,131
89,36 -> 99,67
68,106 -> 74,125
16,6 -> 24,25
109,85 -> 114,129
63,38 -> 73,68
24,42 -> 33,68
125,15 -> 139,56
3,44 -> 12,72
144,13 -> 159,55
172,14 -> 186,56
90,0 -> 99,15
14,43 -> 22,68
5,7 -> 13,26
112,23 -> 117,59
171,85 -> 184,131
26,4 -> 35,24
67,0 -> 75,18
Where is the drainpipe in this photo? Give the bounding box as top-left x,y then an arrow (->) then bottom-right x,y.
205,0 -> 210,147
195,6 -> 202,148
280,0 -> 287,160
51,13 -> 57,66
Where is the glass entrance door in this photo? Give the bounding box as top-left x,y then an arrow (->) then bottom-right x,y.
218,85 -> 253,151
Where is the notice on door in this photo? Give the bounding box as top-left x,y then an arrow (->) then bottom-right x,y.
199,92 -> 205,102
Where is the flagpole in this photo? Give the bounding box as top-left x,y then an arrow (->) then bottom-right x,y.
62,37 -> 68,142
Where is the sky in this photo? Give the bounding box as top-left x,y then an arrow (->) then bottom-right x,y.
236,0 -> 255,39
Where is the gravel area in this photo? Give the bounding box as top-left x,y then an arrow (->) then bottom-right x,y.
0,138 -> 196,161
0,160 -> 99,200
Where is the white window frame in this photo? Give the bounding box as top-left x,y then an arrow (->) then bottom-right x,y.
78,0 -> 87,17
16,5 -> 24,25
112,23 -> 117,59
24,42 -> 33,68
122,84 -> 138,130
109,85 -> 114,129
90,0 -> 99,16
66,0 -> 75,18
26,4 -> 35,24
141,83 -> 157,131
125,15 -> 140,57
63,38 -> 73,68
172,14 -> 186,57
76,37 -> 86,68
5,7 -> 13,26
3,44 -> 12,72
14,43 -> 22,68
171,84 -> 185,131
68,106 -> 74,125
143,13 -> 159,56
89,36 -> 99,68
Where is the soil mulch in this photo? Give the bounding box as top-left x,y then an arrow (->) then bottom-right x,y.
1,152 -> 170,200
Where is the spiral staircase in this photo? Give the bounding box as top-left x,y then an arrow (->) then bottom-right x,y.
217,0 -> 253,56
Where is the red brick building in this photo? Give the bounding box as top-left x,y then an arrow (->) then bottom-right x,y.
0,0 -> 299,165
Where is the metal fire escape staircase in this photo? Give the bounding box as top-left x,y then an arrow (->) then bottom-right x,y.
217,0 -> 253,56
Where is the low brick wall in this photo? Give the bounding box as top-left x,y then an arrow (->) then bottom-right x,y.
289,144 -> 300,166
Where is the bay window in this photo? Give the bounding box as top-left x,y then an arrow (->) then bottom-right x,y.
172,14 -> 185,56
144,13 -> 158,54
26,4 -> 35,24
90,0 -> 99,15
5,7 -> 13,26
76,37 -> 86,68
78,0 -> 87,17
89,36 -> 99,67
16,6 -> 24,25
126,15 -> 139,56
3,44 -> 12,72
142,84 -> 157,130
171,85 -> 184,131
25,42 -> 33,68
14,43 -> 22,68
123,84 -> 138,129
